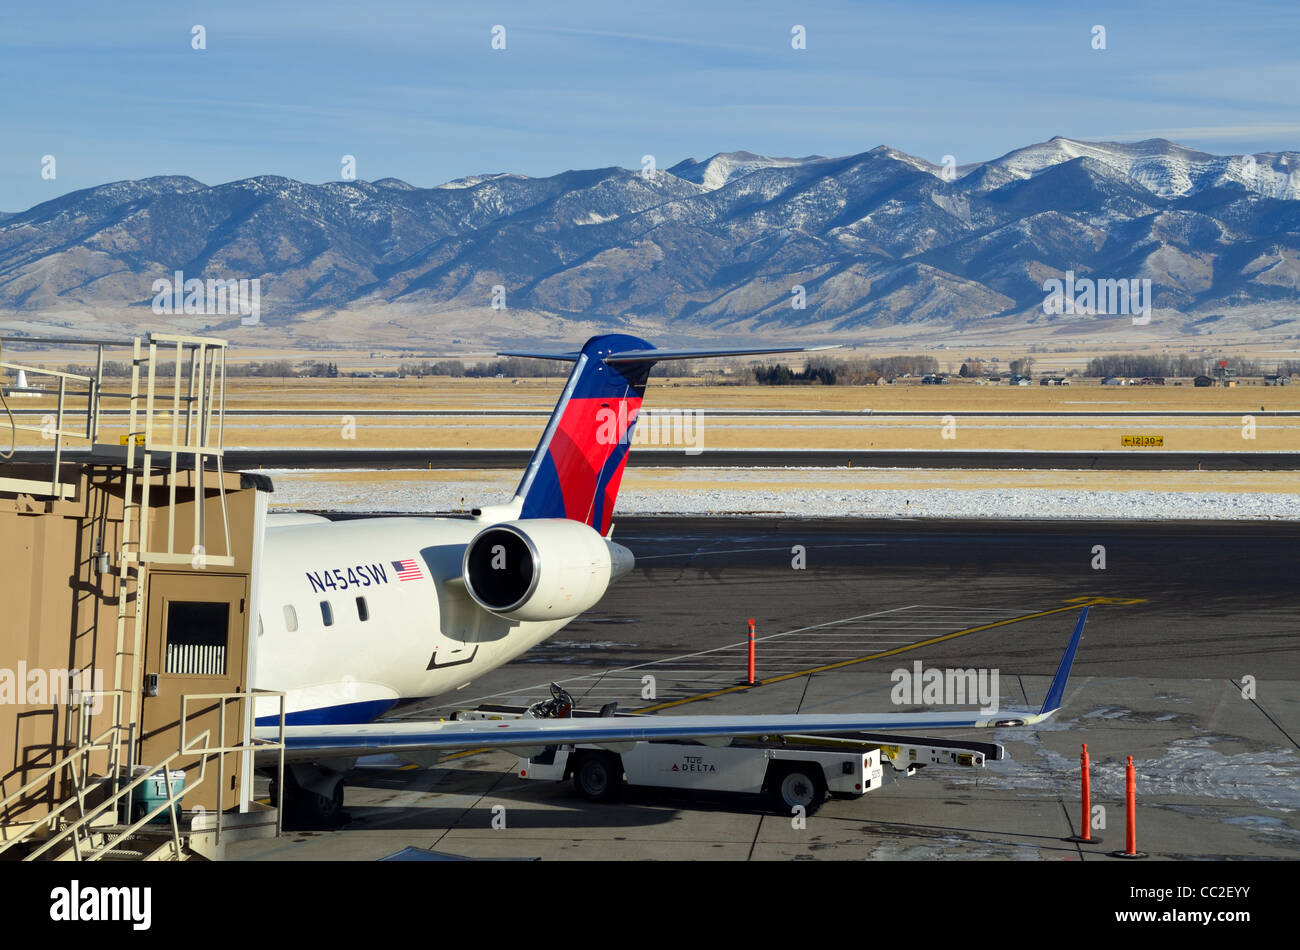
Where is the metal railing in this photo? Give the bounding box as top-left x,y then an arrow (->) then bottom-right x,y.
180,690 -> 286,847
0,690 -> 285,861
0,690 -> 125,854
0,360 -> 95,498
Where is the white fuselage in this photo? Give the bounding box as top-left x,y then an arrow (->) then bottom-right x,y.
251,516 -> 574,725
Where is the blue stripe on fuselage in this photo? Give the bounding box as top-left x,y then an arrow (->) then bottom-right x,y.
255,698 -> 399,727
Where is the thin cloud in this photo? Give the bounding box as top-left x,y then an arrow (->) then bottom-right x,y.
524,24 -> 769,55
1113,124 -> 1300,141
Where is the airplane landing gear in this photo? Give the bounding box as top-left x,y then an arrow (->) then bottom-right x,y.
271,765 -> 349,829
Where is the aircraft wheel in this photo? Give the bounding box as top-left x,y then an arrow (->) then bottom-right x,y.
304,782 -> 345,825
277,771 -> 348,829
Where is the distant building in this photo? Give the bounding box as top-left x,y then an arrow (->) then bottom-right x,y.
1193,375 -> 1214,387
1264,375 -> 1291,386
1140,377 -> 1165,385
1101,377 -> 1122,386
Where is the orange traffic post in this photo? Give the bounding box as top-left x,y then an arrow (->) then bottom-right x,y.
1111,755 -> 1148,859
747,618 -> 756,685
1067,743 -> 1101,844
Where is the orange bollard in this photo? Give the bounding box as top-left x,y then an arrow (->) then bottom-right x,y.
1067,743 -> 1101,844
1125,756 -> 1137,853
1111,754 -> 1148,858
747,618 -> 756,685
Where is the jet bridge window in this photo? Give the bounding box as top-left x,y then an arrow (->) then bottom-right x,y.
164,602 -> 229,676
321,601 -> 334,627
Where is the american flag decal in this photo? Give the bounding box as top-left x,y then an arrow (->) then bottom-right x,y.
393,558 -> 422,582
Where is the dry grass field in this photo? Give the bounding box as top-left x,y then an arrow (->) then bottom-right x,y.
5,375 -> 1300,454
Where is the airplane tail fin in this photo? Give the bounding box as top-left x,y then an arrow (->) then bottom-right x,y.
497,334 -> 837,535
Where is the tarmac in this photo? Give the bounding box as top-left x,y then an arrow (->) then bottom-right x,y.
230,518 -> 1300,861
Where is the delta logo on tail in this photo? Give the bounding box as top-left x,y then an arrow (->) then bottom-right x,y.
502,334 -> 838,536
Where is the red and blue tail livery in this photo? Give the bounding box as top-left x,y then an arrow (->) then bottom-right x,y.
513,334 -> 652,534
503,334 -> 838,535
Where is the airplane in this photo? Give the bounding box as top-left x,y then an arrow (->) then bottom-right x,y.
248,333 -> 1088,824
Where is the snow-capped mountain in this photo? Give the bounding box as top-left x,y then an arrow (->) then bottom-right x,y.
667,151 -> 830,191
982,137 -> 1300,200
1,138 -> 1297,344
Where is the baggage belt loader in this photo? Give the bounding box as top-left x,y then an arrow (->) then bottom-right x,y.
456,688 -> 1004,812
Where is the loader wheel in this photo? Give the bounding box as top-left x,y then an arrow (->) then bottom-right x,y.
769,764 -> 825,813
573,752 -> 623,802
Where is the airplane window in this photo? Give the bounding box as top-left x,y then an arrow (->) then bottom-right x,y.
321,601 -> 334,627
283,605 -> 298,632
356,596 -> 369,622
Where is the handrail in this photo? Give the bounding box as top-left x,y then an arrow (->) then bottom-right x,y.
0,358 -> 97,495
23,741 -> 207,861
2,690 -> 286,861
1,333 -> 265,862
180,691 -> 286,844
0,691 -> 125,850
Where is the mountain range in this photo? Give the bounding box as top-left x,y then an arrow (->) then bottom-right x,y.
2,137 -> 1298,348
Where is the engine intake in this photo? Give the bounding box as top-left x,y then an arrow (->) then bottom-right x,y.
463,525 -> 536,611
462,519 -> 633,622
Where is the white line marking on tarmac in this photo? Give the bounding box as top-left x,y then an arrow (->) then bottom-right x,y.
430,603 -> 1038,712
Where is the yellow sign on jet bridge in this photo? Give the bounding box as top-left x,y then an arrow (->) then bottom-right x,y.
1120,434 -> 1164,447
119,434 -> 146,446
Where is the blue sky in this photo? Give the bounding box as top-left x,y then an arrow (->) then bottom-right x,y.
2,0 -> 1298,211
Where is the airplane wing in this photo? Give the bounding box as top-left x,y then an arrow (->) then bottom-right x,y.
256,608 -> 1088,763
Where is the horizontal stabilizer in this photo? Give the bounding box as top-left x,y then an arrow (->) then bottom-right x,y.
604,345 -> 838,364
496,349 -> 581,362
497,344 -> 839,365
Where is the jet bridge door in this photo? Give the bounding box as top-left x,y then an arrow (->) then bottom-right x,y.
139,571 -> 249,813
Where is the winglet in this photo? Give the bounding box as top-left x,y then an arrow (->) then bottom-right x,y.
1038,606 -> 1088,717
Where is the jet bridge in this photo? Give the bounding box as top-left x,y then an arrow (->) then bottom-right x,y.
0,332 -> 284,861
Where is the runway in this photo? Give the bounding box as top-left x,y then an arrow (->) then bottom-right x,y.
232,517 -> 1299,861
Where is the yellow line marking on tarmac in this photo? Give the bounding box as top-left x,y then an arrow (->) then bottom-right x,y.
416,596 -> 1138,762
637,598 -> 1131,714
438,749 -> 486,762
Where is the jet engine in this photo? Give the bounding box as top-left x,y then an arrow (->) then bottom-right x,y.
462,519 -> 634,622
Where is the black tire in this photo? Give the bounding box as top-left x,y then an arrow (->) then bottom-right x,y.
280,774 -> 346,829
767,763 -> 825,814
307,782 -> 345,824
572,751 -> 623,802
